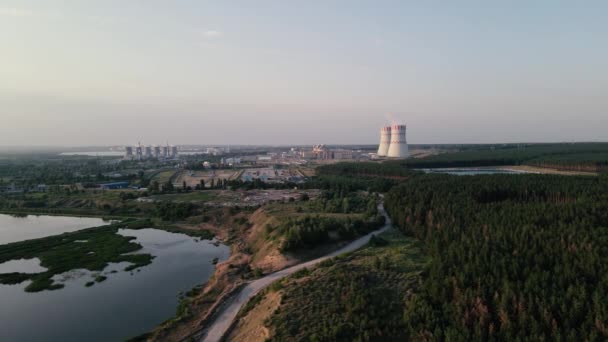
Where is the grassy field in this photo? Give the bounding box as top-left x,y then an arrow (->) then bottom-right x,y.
0,189 -> 151,218
151,170 -> 179,184
262,201 -> 362,220
150,191 -> 217,202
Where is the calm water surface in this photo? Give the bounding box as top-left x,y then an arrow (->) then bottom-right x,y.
0,214 -> 112,244
0,228 -> 230,342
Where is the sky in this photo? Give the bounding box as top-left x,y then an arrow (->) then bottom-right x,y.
1,0 -> 607,146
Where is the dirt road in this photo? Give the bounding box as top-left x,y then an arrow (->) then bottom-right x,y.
198,203 -> 393,342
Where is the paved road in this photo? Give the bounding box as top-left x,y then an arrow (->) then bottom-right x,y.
199,203 -> 393,342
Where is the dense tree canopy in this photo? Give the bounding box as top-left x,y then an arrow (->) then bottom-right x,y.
385,174 -> 608,340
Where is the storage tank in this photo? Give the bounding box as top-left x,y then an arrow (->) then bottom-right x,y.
386,124 -> 409,158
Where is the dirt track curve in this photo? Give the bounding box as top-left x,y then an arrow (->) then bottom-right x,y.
198,202 -> 393,342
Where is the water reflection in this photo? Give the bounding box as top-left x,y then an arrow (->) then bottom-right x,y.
0,258 -> 47,274
0,228 -> 229,342
0,214 -> 112,244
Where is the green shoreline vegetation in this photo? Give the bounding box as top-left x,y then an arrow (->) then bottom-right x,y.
0,218 -> 214,292
0,219 -> 153,292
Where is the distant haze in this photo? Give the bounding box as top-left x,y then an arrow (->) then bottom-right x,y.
1,1 -> 607,146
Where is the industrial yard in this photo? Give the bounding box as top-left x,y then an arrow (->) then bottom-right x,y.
240,168 -> 305,183
175,170 -> 241,188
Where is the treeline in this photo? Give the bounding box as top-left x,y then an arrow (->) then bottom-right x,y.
276,215 -> 385,251
316,162 -> 411,178
402,143 -> 608,170
527,152 -> 608,172
385,174 -> 608,340
150,202 -> 194,221
0,158 -> 134,186
313,163 -> 405,193
306,191 -> 379,215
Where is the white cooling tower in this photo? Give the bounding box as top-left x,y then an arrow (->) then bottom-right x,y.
386,124 -> 409,158
377,126 -> 391,157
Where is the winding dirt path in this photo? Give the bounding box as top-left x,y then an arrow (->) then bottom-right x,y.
198,203 -> 393,342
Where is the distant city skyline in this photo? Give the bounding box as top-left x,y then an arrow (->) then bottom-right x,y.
2,1 -> 607,146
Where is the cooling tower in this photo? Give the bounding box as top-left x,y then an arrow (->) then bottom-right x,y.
377,126 -> 391,157
144,146 -> 153,158
386,124 -> 409,158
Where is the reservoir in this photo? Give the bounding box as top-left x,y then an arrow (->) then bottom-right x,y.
0,214 -> 113,244
0,227 -> 230,342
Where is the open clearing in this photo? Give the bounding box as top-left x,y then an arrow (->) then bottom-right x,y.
499,165 -> 598,176
175,170 -> 241,188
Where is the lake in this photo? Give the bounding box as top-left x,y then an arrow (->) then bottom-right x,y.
418,168 -> 530,175
0,227 -> 230,342
0,214 -> 113,244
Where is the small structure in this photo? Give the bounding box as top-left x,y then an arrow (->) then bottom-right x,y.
99,182 -> 130,190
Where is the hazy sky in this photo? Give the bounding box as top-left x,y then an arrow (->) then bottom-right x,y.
1,1 -> 607,146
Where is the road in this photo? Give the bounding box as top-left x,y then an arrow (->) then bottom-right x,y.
198,203 -> 393,342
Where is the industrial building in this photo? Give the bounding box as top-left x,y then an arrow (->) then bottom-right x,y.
124,143 -> 178,160
301,145 -> 354,160
99,181 -> 130,190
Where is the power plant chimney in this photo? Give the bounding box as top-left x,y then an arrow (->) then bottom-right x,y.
386,124 -> 409,158
377,126 -> 391,157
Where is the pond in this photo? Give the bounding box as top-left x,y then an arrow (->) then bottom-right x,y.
0,228 -> 230,342
0,214 -> 113,245
418,168 -> 531,176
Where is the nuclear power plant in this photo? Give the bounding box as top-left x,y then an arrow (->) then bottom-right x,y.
124,143 -> 178,160
377,124 -> 409,158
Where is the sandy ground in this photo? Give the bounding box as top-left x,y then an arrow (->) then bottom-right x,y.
499,165 -> 598,176
204,189 -> 320,207
197,203 -> 393,342
409,148 -> 444,159
226,291 -> 282,342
